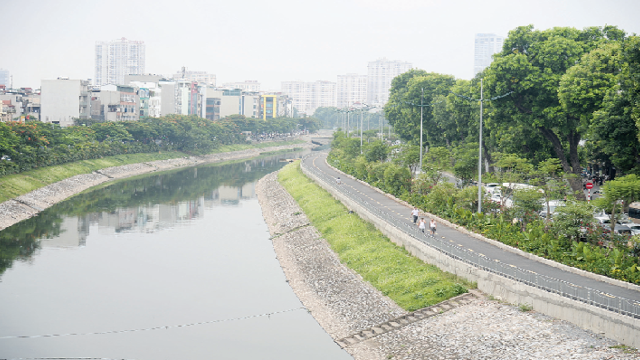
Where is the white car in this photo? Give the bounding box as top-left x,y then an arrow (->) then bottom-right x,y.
626,223 -> 640,235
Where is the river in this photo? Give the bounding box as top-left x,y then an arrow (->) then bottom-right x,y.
0,150 -> 352,360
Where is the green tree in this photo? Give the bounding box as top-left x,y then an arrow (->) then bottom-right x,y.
386,71 -> 456,148
595,174 -> 640,241
485,25 -> 625,198
364,140 -> 389,163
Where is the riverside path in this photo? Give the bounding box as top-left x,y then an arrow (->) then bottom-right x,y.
301,151 -> 640,318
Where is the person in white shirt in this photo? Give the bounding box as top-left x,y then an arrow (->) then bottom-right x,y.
430,218 -> 437,235
418,218 -> 426,233
411,207 -> 419,224
336,177 -> 342,185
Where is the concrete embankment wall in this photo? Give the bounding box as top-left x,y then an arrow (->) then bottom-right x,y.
0,142 -> 311,231
301,162 -> 640,349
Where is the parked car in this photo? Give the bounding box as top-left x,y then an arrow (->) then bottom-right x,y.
626,223 -> 640,235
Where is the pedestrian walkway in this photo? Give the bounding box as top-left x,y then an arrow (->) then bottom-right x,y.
301,152 -> 640,318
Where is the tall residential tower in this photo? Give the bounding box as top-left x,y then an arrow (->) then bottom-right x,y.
337,73 -> 367,108
367,58 -> 412,106
94,38 -> 146,86
474,33 -> 504,76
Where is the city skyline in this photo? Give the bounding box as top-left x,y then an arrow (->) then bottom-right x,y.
2,0 -> 638,92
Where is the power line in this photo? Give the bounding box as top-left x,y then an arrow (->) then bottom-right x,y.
0,307 -> 306,340
449,90 -> 513,102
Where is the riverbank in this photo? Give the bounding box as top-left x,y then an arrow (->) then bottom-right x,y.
256,163 -> 638,360
0,140 -> 311,231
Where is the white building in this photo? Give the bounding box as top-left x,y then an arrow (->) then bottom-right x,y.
172,69 -> 216,86
474,33 -> 504,76
281,80 -> 336,115
95,38 -> 145,86
222,80 -> 261,91
337,73 -> 367,109
41,78 -> 91,126
367,58 -> 412,106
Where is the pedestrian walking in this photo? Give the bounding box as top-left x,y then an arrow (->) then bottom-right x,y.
429,218 -> 437,235
418,218 -> 426,233
336,177 -> 342,185
411,207 -> 419,224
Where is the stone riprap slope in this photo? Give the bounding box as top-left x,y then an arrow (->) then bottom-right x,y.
257,170 -> 638,360
0,142 -> 311,231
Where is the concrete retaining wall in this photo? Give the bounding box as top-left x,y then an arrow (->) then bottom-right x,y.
301,163 -> 640,348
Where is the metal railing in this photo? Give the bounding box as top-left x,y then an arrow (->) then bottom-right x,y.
301,154 -> 640,319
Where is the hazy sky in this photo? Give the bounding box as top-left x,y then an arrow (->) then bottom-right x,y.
3,0 -> 640,90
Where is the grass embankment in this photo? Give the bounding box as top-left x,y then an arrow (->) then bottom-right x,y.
278,162 -> 474,311
0,139 -> 304,203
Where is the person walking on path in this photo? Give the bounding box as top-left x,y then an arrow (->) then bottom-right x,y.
429,218 -> 437,236
336,177 -> 342,185
411,207 -> 419,224
418,218 -> 426,233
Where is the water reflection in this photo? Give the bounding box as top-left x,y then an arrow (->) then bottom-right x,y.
0,151 -> 305,274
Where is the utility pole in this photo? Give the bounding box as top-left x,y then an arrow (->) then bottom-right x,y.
360,105 -> 364,154
419,88 -> 424,173
478,79 -> 484,213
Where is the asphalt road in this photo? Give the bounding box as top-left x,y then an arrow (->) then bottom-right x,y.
302,151 -> 640,308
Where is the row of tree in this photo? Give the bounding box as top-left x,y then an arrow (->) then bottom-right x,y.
0,115 -> 320,175
384,25 -> 640,198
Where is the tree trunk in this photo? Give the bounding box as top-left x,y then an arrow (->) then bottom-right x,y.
538,126 -> 586,200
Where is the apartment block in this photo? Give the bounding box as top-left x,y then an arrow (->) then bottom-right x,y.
474,33 -> 504,76
367,58 -> 412,106
95,38 -> 145,86
281,80 -> 336,115
337,73 -> 367,108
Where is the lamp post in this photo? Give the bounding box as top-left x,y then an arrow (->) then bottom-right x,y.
419,88 -> 424,173
477,79 -> 484,213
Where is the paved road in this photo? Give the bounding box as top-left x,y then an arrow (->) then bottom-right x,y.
302,151 -> 640,312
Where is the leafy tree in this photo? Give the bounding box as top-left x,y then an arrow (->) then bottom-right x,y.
485,25 -> 626,198
386,71 -> 456,147
91,122 -> 134,142
0,122 -> 19,159
364,140 -> 389,163
392,144 -> 420,175
595,174 -> 640,241
530,158 -> 569,223
491,153 -> 533,211
313,107 -> 340,129
452,142 -> 478,186
552,201 -> 598,243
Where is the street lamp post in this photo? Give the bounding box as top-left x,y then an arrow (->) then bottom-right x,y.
360,105 -> 364,154
419,88 -> 424,173
477,79 -> 484,213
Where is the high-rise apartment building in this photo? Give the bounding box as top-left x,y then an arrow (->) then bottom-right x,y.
0,69 -> 10,87
367,58 -> 412,106
474,33 -> 504,76
172,68 -> 216,86
95,38 -> 145,86
281,80 -> 336,115
337,74 -> 367,108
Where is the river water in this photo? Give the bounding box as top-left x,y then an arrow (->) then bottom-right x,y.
0,151 -> 352,360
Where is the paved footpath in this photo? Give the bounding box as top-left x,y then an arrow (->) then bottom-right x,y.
302,152 -> 640,312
